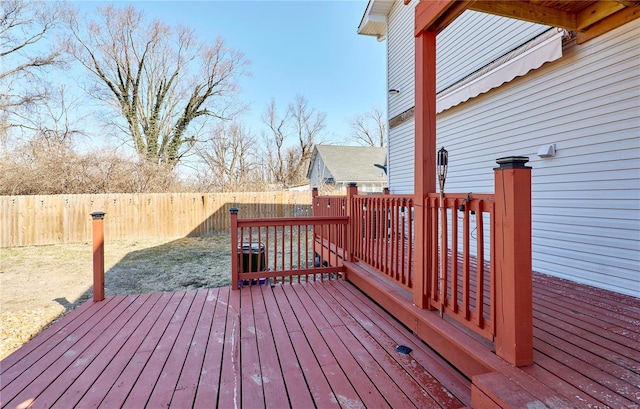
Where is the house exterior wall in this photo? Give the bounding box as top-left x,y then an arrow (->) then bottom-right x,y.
386,6 -> 550,192
308,155 -> 333,188
385,6 -> 639,296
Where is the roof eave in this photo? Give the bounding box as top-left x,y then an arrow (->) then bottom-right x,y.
357,0 -> 395,41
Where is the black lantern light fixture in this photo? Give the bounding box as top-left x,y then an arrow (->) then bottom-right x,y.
437,146 -> 448,194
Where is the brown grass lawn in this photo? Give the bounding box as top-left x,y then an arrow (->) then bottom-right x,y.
0,235 -> 232,359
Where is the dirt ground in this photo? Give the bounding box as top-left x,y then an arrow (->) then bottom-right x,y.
0,235 -> 232,359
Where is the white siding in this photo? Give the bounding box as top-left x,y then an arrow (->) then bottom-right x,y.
388,119 -> 415,194
386,4 -> 550,194
436,22 -> 640,297
387,0 -> 416,118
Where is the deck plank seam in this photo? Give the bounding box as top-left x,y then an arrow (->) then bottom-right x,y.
148,289 -> 211,408
292,282 -> 396,409
259,284 -> 315,409
124,290 -> 199,408
97,290 -> 188,408
39,292 -> 158,408
169,287 -> 220,408
2,295 -> 135,408
279,284 -> 346,408
69,291 -> 175,408
63,292 -> 167,408
319,280 -> 455,408
332,280 -> 474,401
327,280 -> 471,408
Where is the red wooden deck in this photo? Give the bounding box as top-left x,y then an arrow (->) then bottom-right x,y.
345,262 -> 640,408
0,279 -> 471,409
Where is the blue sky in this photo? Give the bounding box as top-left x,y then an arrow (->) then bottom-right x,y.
73,1 -> 387,144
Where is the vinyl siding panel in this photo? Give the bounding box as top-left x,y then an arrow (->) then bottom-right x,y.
387,6 -> 551,116
387,0 -> 416,118
388,119 -> 415,194
435,21 -> 640,296
386,4 -> 552,194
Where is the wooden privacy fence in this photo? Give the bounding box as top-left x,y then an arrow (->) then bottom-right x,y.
1,192 -> 312,248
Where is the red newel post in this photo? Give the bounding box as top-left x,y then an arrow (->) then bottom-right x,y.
311,187 -> 319,217
345,183 -> 358,267
91,212 -> 106,302
230,208 -> 239,290
493,156 -> 534,366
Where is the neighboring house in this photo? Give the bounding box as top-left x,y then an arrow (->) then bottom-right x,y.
307,145 -> 387,193
359,1 -> 639,296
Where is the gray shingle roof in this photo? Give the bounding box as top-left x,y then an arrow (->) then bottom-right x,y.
309,145 -> 387,182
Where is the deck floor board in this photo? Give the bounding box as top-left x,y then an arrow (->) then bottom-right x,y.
0,280 -> 473,408
4,272 -> 637,408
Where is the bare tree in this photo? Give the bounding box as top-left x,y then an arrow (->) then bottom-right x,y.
0,0 -> 61,111
196,122 -> 257,191
1,0 -> 63,147
350,106 -> 387,147
63,4 -> 248,169
262,95 -> 325,188
10,84 -> 85,146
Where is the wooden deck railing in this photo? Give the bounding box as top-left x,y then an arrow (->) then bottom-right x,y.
311,191 -> 347,251
230,208 -> 347,289
425,193 -> 495,340
309,156 -> 533,367
351,195 -> 415,291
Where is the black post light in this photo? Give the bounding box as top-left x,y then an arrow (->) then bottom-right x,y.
436,146 -> 448,317
437,147 -> 448,194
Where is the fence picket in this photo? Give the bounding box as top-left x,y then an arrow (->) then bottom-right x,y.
0,192 -> 312,247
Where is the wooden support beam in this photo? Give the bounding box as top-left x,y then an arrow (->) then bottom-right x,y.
577,1 -> 626,30
468,1 -> 578,31
414,0 -> 457,35
578,6 -> 640,43
413,30 -> 437,309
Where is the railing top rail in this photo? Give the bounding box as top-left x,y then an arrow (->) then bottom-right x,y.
353,194 -> 414,201
236,216 -> 349,227
426,192 -> 494,201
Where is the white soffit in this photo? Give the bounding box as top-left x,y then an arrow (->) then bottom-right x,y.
357,0 -> 395,41
436,29 -> 564,113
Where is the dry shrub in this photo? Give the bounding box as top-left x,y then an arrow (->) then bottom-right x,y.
0,139 -> 185,195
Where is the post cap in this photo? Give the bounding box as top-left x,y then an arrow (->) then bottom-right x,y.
494,156 -> 531,170
90,211 -> 105,220
229,207 -> 239,215
348,182 -> 358,187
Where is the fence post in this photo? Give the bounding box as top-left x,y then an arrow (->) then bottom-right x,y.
230,208 -> 239,290
493,156 -> 533,366
91,212 -> 106,302
383,187 -> 390,195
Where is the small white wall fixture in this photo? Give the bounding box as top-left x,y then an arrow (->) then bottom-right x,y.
537,143 -> 556,158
